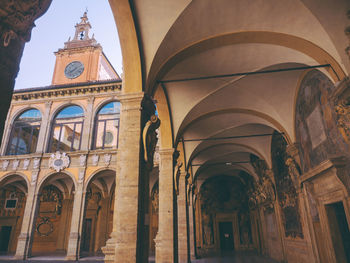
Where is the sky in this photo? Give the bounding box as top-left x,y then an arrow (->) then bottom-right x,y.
14,0 -> 122,90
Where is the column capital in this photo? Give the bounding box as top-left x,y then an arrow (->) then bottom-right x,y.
286,143 -> 300,158
158,148 -> 174,156
118,91 -> 144,106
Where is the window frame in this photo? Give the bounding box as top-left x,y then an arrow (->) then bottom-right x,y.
48,105 -> 85,153
6,108 -> 42,155
92,101 -> 120,150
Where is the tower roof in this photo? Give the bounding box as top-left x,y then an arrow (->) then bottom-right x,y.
63,11 -> 100,49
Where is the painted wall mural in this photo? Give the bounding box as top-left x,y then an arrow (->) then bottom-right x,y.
295,70 -> 349,173
271,132 -> 303,238
238,211 -> 253,245
199,175 -> 254,249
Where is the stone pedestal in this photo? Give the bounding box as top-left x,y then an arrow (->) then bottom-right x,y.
66,176 -> 85,260
177,172 -> 188,263
155,148 -> 174,263
102,92 -> 143,263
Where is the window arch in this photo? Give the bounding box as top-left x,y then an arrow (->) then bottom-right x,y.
93,101 -> 120,149
7,109 -> 42,155
48,105 -> 84,152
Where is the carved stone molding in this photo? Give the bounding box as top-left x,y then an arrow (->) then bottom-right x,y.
142,114 -> 160,170
13,81 -> 121,101
285,156 -> 302,191
2,160 -> 9,170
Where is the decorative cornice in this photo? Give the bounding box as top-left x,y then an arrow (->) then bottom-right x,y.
13,80 -> 121,101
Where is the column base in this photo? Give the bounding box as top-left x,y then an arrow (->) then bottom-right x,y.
65,232 -> 79,261
14,233 -> 29,260
102,236 -> 117,263
155,234 -> 174,263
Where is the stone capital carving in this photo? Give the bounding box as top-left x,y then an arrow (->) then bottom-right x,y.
33,158 -> 41,169
92,154 -> 99,166
12,159 -> 19,170
49,152 -> 70,172
104,154 -> 111,166
2,160 -> 9,170
23,159 -> 30,170
79,154 -> 87,166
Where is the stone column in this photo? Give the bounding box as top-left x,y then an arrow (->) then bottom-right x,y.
66,169 -> 85,260
81,97 -> 94,151
102,92 -> 143,263
36,101 -> 52,153
177,172 -> 188,263
14,171 -> 39,259
155,148 -> 174,263
188,191 -> 196,260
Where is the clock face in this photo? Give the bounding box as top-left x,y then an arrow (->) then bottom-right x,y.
64,61 -> 84,79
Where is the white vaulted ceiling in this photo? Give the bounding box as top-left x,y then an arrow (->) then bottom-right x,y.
130,0 -> 350,183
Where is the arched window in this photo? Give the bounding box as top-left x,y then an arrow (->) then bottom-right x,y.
49,105 -> 84,152
7,109 -> 42,155
93,101 -> 120,149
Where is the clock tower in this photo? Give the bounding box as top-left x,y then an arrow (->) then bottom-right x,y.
51,12 -> 119,85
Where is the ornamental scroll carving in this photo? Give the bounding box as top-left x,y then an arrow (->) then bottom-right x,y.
0,0 -> 52,45
335,100 -> 350,143
142,114 -> 160,170
249,155 -> 276,209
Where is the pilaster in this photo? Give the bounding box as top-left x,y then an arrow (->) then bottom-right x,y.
66,168 -> 85,260
188,192 -> 196,261
14,170 -> 40,259
81,97 -> 95,150
36,101 -> 52,153
102,92 -> 143,263
177,172 -> 188,263
155,148 -> 174,263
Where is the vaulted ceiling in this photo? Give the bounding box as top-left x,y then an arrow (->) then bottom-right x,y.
130,0 -> 350,184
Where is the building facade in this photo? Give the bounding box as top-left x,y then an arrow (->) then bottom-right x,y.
0,14 -> 122,260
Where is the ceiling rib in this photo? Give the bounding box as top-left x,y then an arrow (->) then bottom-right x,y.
159,64 -> 330,83
182,132 -> 283,142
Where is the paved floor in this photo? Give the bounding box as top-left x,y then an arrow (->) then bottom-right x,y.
0,252 -> 278,262
192,252 -> 279,263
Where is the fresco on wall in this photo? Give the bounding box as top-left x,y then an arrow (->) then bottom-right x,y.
271,132 -> 303,238
199,175 -> 253,249
238,211 -> 253,245
295,70 -> 348,173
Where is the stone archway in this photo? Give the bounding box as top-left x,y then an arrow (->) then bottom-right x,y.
0,174 -> 28,255
81,169 -> 115,257
30,173 -> 75,257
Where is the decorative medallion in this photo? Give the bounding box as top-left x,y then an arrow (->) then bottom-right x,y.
36,216 -> 54,236
49,151 -> 70,172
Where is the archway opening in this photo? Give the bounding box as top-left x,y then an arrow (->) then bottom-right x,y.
31,173 -> 75,257
0,175 -> 28,255
80,169 -> 115,257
